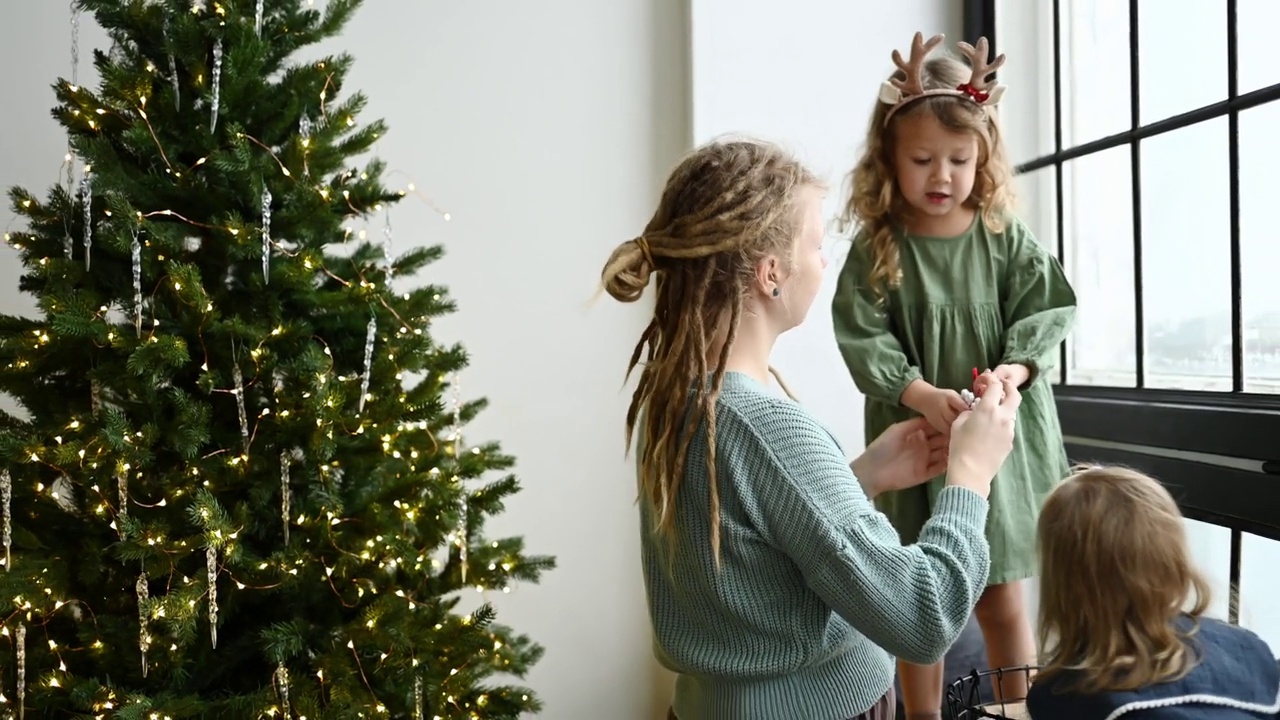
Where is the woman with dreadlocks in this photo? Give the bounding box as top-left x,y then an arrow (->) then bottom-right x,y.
599,137 -> 1021,720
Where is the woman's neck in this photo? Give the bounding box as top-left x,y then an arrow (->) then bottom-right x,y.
711,315 -> 776,385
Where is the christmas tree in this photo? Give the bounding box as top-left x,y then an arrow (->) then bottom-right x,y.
0,1 -> 553,717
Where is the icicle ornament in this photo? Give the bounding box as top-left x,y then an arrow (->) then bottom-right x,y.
131,224 -> 143,337
1,470 -> 10,570
137,572 -> 150,677
254,0 -> 265,37
206,545 -> 219,648
16,622 -> 25,719
381,206 -> 393,273
450,375 -> 468,581
280,450 -> 290,544
69,1 -> 80,84
210,38 -> 223,132
299,113 -> 313,175
232,346 -> 249,454
275,663 -> 291,716
261,187 -> 272,283
414,675 -> 424,718
165,16 -> 180,110
117,466 -> 129,525
65,1 -> 81,200
358,315 -> 376,413
80,167 -> 92,270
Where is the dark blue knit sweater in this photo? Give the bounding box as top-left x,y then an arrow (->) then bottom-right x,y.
1026,616 -> 1279,719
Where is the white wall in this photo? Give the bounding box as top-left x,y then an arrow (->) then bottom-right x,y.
0,1 -> 688,718
690,0 -> 962,454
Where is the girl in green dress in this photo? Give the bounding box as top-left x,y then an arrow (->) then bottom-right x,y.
831,33 -> 1077,719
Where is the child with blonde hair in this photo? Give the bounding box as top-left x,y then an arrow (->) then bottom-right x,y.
832,33 -> 1077,718
1027,465 -> 1280,718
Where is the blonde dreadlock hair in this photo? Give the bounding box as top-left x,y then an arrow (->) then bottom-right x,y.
839,50 -> 1015,302
599,138 -> 821,565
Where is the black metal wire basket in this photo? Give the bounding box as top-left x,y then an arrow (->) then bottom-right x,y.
944,665 -> 1040,719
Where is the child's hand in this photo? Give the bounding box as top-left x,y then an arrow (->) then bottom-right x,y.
920,387 -> 970,434
992,363 -> 1031,389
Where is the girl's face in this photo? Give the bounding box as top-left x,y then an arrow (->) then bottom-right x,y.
892,111 -> 979,232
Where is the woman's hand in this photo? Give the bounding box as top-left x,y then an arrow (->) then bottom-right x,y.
945,372 -> 1021,499
852,416 -> 949,499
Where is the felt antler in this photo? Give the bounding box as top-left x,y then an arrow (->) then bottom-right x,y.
887,32 -> 945,99
956,37 -> 1007,104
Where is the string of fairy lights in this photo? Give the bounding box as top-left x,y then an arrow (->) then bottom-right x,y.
0,3 -> 529,718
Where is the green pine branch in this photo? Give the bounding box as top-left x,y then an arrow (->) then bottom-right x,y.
0,1 -> 553,717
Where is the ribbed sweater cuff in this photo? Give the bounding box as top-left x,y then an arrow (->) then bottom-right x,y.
932,486 -> 989,530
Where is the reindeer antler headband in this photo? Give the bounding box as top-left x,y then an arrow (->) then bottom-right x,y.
879,32 -> 1007,126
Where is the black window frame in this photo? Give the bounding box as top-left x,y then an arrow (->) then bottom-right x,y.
967,0 -> 1280,623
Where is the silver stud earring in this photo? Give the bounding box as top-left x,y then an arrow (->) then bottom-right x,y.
771,288 -> 781,298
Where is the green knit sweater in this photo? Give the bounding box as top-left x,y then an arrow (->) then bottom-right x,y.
640,372 -> 990,720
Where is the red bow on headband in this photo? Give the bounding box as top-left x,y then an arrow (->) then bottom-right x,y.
956,83 -> 989,103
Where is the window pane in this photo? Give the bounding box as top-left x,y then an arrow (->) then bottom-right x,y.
996,0 -> 1057,164
1014,166 -> 1063,384
1139,2 -> 1226,123
1242,533 -> 1280,656
1239,101 -> 1280,394
1238,0 -> 1280,94
1184,519 -> 1233,621
1063,147 -> 1136,386
1060,0 -> 1132,147
1142,119 -> 1231,391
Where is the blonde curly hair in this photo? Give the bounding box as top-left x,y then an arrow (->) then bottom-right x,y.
839,49 -> 1016,302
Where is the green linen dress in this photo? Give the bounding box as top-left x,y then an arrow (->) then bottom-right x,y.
831,214 -> 1077,586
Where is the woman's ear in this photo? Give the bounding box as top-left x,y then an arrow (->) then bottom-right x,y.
754,255 -> 781,297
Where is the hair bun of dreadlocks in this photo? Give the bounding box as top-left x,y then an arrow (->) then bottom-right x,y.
601,237 -> 655,303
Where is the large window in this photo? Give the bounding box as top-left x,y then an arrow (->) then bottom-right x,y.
975,0 -> 1280,648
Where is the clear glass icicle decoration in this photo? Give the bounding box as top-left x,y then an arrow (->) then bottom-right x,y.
80,167 -> 92,271
274,663 -> 291,716
166,17 -> 180,110
210,38 -> 223,133
69,1 -> 80,87
261,187 -> 272,283
381,206 -> 393,274
254,0 -> 265,37
280,450 -> 290,544
131,224 -> 143,337
65,0 -> 81,206
137,572 -> 149,677
451,375 -> 468,581
206,545 -> 219,648
117,466 -> 129,528
1,470 -> 10,570
414,675 -> 424,718
16,622 -> 25,720
232,344 -> 249,454
358,315 -> 376,413
299,114 -> 312,175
